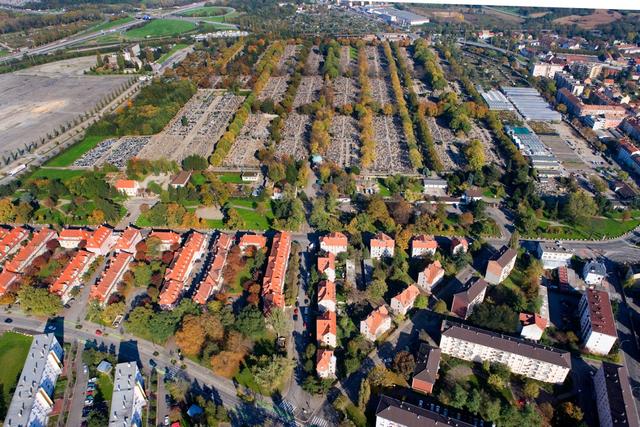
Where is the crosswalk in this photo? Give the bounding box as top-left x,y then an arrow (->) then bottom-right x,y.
278,399 -> 295,413
309,416 -> 329,427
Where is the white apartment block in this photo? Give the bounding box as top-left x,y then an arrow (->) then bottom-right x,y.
370,233 -> 394,259
4,333 -> 63,427
593,362 -> 640,427
531,62 -> 565,78
439,322 -> 571,384
536,241 -> 574,269
109,362 -> 147,427
579,289 -> 618,355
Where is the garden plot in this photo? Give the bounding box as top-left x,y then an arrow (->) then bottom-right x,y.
327,115 -> 360,167
138,90 -> 244,162
293,76 -> 323,108
428,116 -> 464,170
73,136 -> 151,168
304,47 -> 322,75
340,45 -> 353,74
276,113 -> 310,161
258,76 -> 289,103
332,77 -> 358,107
224,113 -> 275,167
372,116 -> 412,173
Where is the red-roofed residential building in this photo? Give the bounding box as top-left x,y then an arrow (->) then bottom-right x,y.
450,237 -> 468,255
0,227 -> 9,241
320,232 -> 348,255
90,252 -> 133,305
451,278 -> 488,319
115,180 -> 140,197
370,232 -> 394,259
0,227 -> 29,263
317,280 -> 336,313
485,247 -> 517,285
4,228 -> 57,274
193,234 -> 233,305
417,260 -> 444,293
519,312 -> 548,341
58,228 -> 91,249
316,349 -> 336,378
390,285 -> 421,316
0,270 -> 20,296
579,289 -> 617,355
239,234 -> 267,253
360,306 -> 392,341
149,231 -> 182,252
159,232 -> 207,309
114,227 -> 143,254
50,250 -> 95,302
86,226 -> 116,256
411,235 -> 438,258
317,253 -> 336,282
316,311 -> 337,348
262,232 -> 292,314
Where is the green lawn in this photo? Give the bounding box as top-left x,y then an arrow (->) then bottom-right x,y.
88,16 -> 135,33
30,168 -> 87,181
190,172 -> 206,186
158,43 -> 188,63
96,373 -> 114,405
218,173 -> 243,184
377,179 -> 391,197
124,19 -> 196,39
534,214 -> 640,240
0,332 -> 33,419
46,135 -> 111,167
178,6 -> 232,17
226,198 -> 274,230
0,49 -> 9,58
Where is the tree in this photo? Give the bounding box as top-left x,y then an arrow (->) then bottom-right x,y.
250,355 -> 292,392
556,402 -> 583,425
175,315 -> 206,356
182,155 -> 208,171
367,278 -> 387,301
433,300 -> 447,314
166,378 -> 189,402
509,230 -> 520,249
267,308 -> 287,337
392,351 -> 415,379
463,139 -> 485,171
523,380 -> 540,399
358,378 -> 371,409
564,190 -> 597,224
225,208 -> 245,229
414,294 -> 428,309
17,286 -> 61,316
235,305 -> 265,340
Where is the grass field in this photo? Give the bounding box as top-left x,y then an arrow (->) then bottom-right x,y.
88,16 -> 135,33
125,19 -> 196,39
219,173 -> 243,184
0,332 -> 33,419
0,49 -> 9,58
533,213 -> 640,240
46,135 -> 110,167
30,168 -> 87,181
178,6 -> 232,17
158,43 -> 188,63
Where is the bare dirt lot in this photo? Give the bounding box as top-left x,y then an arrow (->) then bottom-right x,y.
553,10 -> 622,30
0,57 -> 129,159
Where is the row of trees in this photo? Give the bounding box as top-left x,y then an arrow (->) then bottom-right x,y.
356,43 -> 375,168
413,38 -> 447,91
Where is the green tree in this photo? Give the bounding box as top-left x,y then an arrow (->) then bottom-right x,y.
367,278 -> 387,301
414,294 -> 428,309
433,299 -> 447,314
235,305 -> 265,340
464,139 -> 485,172
358,379 -> 371,409
564,190 -> 597,224
17,287 -> 61,316
523,380 -> 540,399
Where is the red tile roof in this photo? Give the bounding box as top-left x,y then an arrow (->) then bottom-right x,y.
90,252 -> 133,303
364,306 -> 390,336
371,232 -> 394,248
58,228 -> 90,244
262,232 -> 291,313
519,312 -> 547,330
239,234 -> 267,250
193,234 -> 233,305
584,289 -> 617,337
316,349 -> 334,373
160,232 -> 207,307
317,253 -> 335,275
0,227 -> 29,260
5,228 -> 57,274
316,310 -> 337,342
114,227 -> 142,253
115,179 -> 138,190
0,270 -> 20,296
421,261 -> 444,285
412,235 -> 438,249
50,250 -> 94,295
318,280 -> 336,305
149,231 -> 181,247
392,285 -> 420,309
320,232 -> 348,248
86,226 -> 114,252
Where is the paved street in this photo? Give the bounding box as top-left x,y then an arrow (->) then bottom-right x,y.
66,345 -> 88,427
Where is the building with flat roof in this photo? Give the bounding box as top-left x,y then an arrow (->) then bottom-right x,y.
536,241 -> 574,269
502,86 -> 562,121
4,333 -> 63,427
593,362 -> 640,427
109,362 -> 147,427
579,289 -> 618,355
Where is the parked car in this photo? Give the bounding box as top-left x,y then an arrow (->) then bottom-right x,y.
95,329 -> 103,336
293,314 -> 298,321
4,318 -> 12,323
164,415 -> 170,426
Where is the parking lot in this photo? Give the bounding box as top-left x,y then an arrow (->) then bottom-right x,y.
74,136 -> 152,168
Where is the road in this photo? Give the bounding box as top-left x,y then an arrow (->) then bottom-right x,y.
66,345 -> 88,427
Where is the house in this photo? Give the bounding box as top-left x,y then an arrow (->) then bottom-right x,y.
583,260 -> 607,286
360,306 -> 392,341
317,280 -> 336,313
159,232 -> 207,309
149,231 -> 182,252
262,232 -> 292,313
193,234 -> 233,305
0,226 -> 29,262
593,362 -> 640,427
451,278 -> 488,319
536,241 -> 574,269
370,232 -> 394,259
169,170 -> 192,188
239,234 -> 267,253
450,237 -> 468,255
0,270 -> 20,296
390,284 -> 420,316
411,343 -> 441,394
57,228 -> 91,249
90,252 -> 133,305
115,179 -> 140,197
4,227 -> 57,274
114,227 -> 143,254
579,289 -> 618,355
241,171 -> 260,182
109,362 -> 147,427
86,225 -> 116,256
417,260 -> 445,293
463,187 -> 483,203
485,247 -> 517,284
320,232 -> 348,255
4,334 -> 63,427
316,310 -> 337,348
557,266 -> 579,292
440,321 -> 571,383
317,253 -> 336,282
316,349 -> 336,379
519,312 -> 547,341
411,235 -> 438,258
376,395 -> 475,427
50,250 -> 95,302
422,178 -> 448,195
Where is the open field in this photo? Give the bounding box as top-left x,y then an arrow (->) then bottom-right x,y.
87,16 -> 135,33
0,57 -> 129,164
178,6 -> 233,17
0,332 -> 33,419
553,10 -> 622,29
46,135 -> 108,167
124,19 -> 196,39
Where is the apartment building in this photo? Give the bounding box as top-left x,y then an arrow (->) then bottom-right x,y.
554,71 -> 585,96
90,252 -> 133,305
159,232 -> 207,309
485,247 -> 517,285
519,312 -> 547,341
4,227 -> 57,274
536,241 -> 574,269
57,228 -> 91,249
320,232 -> 348,255
390,284 -> 420,316
238,233 -> 267,253
375,395 -> 475,427
622,117 -> 640,142
593,362 -> 640,427
530,62 -> 565,78
579,289 -> 618,355
417,260 -> 444,293
109,362 -> 147,427
316,349 -> 337,379
557,88 -> 627,117
451,278 -> 488,319
439,322 -> 571,383
316,310 -> 337,348
50,250 -> 95,302
450,236 -> 468,255
86,226 -> 116,256
360,306 -> 392,341
262,231 -> 292,313
318,253 -> 336,282
4,334 -> 63,427
411,235 -> 438,258
370,232 -> 395,259
193,233 -> 233,305
0,226 -> 29,262
0,270 -> 20,296
583,260 -> 607,286
411,343 -> 441,394
114,227 -> 143,254
115,179 -> 140,197
317,280 -> 336,313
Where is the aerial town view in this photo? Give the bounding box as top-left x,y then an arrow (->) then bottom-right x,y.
1,0 -> 640,426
